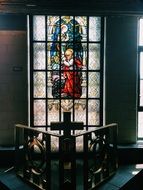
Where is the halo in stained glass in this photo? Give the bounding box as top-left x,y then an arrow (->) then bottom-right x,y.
61,16 -> 73,42
33,16 -> 45,41
89,17 -> 101,42
33,43 -> 46,70
88,72 -> 100,98
34,100 -> 46,126
89,44 -> 100,70
88,100 -> 100,125
61,42 -> 74,58
34,72 -> 46,98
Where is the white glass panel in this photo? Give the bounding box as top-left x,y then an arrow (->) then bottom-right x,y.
88,72 -> 100,98
89,44 -> 100,70
47,100 -> 59,125
33,43 -> 45,70
74,99 -> 86,124
140,52 -> 143,79
34,100 -> 46,126
34,72 -> 46,98
89,17 -> 101,41
88,100 -> 100,125
138,112 -> 143,138
33,16 -> 45,41
140,80 -> 143,106
139,19 -> 143,46
61,100 -> 74,112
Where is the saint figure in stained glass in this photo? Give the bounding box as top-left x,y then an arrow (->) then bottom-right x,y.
61,48 -> 82,98
50,16 -> 83,98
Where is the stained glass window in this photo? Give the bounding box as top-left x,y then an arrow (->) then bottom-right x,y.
30,15 -> 104,129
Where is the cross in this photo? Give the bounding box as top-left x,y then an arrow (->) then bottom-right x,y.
50,112 -> 84,136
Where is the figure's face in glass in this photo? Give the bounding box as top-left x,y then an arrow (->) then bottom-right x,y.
65,50 -> 73,60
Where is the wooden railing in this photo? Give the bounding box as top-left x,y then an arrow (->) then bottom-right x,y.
15,123 -> 118,190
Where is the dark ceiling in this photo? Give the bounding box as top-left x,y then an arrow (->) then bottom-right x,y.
0,0 -> 143,15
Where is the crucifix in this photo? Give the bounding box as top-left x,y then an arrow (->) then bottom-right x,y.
50,111 -> 84,173
50,112 -> 84,136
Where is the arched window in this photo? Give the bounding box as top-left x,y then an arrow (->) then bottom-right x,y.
30,15 -> 104,130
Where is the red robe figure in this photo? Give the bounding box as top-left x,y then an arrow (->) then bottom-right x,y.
61,48 -> 82,98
